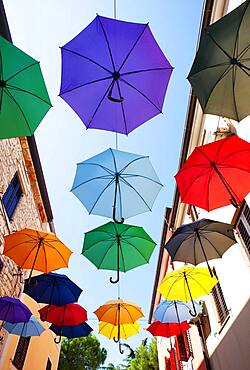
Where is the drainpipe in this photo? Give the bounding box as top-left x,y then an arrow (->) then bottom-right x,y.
196,320 -> 212,370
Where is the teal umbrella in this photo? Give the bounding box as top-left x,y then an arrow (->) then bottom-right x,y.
83,221 -> 156,283
188,0 -> 250,121
0,36 -> 51,138
3,316 -> 45,337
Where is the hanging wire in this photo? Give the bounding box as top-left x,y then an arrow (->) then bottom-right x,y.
117,280 -> 120,299
114,0 -> 118,150
114,0 -> 117,19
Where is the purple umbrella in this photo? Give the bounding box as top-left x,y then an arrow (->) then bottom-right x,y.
0,297 -> 32,325
60,15 -> 173,134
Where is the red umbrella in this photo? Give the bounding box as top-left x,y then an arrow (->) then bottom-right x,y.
175,135 -> 250,211
146,321 -> 190,338
39,303 -> 87,343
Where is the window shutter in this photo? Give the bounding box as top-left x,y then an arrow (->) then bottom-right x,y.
212,268 -> 229,325
236,203 -> 250,256
2,172 -> 22,219
12,336 -> 30,370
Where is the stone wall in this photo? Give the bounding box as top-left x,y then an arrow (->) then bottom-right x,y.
0,137 -> 46,350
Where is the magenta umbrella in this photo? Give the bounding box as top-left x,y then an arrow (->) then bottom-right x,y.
60,15 -> 173,134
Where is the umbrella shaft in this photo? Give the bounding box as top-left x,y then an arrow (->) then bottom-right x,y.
212,163 -> 238,205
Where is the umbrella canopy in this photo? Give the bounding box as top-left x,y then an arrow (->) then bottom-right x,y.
158,267 -> 218,316
71,148 -> 162,223
153,300 -> 202,323
4,228 -> 72,284
39,303 -> 87,326
188,0 -> 250,121
147,321 -> 190,338
94,299 -> 144,325
175,135 -> 250,211
3,316 -> 45,337
99,321 -> 140,340
60,15 -> 173,135
165,219 -> 236,276
24,272 -> 82,306
0,297 -> 32,324
50,322 -> 93,339
82,221 -> 156,283
0,36 -> 51,139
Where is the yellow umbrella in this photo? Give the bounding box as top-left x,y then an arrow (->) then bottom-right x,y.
99,321 -> 140,340
158,266 -> 218,316
4,228 -> 72,284
94,299 -> 143,353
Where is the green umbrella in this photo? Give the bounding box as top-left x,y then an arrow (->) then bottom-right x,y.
0,36 -> 51,139
82,222 -> 156,284
188,0 -> 250,121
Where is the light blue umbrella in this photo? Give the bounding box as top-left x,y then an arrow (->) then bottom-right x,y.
71,148 -> 163,223
153,300 -> 202,323
3,316 -> 45,337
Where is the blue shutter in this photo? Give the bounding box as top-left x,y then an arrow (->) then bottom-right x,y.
2,173 -> 22,219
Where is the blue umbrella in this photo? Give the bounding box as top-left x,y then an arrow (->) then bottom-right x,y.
24,273 -> 82,306
153,300 -> 201,323
71,148 -> 162,223
50,322 -> 93,340
3,316 -> 45,337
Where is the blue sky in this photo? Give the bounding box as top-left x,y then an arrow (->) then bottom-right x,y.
5,0 -> 203,365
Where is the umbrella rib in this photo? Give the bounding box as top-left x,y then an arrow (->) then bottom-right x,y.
217,163 -> 250,175
61,47 -> 112,74
205,30 -> 232,60
122,173 -> 163,186
7,84 -> 52,107
96,240 -> 117,269
118,23 -> 148,73
116,80 -> 128,135
119,155 -> 149,174
77,162 -> 114,175
110,148 -> 118,173
123,239 -> 151,263
59,76 -> 112,95
4,88 -> 33,135
163,275 -> 183,299
200,234 -> 223,258
121,67 -> 173,76
4,240 -> 37,253
180,168 -> 211,200
86,80 -> 114,128
120,78 -> 162,112
233,0 -> 249,60
0,51 -> 3,80
203,66 -> 233,111
206,163 -> 214,211
5,62 -> 39,83
89,177 -> 116,214
42,242 -> 48,274
187,274 -> 210,295
83,237 -> 115,253
119,177 -> 152,211
188,62 -> 231,77
71,174 -> 113,191
97,16 -> 116,71
39,242 -> 69,267
18,240 -> 42,269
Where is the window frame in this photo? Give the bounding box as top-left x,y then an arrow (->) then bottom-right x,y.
12,336 -> 31,370
2,172 -> 23,220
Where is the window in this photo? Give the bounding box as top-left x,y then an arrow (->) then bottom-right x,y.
46,358 -> 52,370
236,203 -> 250,256
212,269 -> 229,325
176,331 -> 193,362
2,172 -> 22,219
12,336 -> 30,369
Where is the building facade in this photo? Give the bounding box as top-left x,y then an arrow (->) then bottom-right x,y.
149,1 -> 250,369
0,2 -> 60,369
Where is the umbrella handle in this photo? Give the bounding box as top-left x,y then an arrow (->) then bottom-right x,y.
119,341 -> 124,354
113,336 -> 119,343
113,215 -> 125,224
108,94 -> 124,103
189,301 -> 198,317
27,277 -> 38,287
54,335 -> 62,344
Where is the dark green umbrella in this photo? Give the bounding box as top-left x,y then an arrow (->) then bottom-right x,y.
82,222 -> 156,284
165,219 -> 236,276
0,36 -> 51,139
188,0 -> 250,121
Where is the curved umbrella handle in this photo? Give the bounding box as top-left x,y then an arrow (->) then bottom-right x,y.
113,215 -> 125,224
54,335 -> 62,344
108,94 -> 124,103
110,269 -> 120,284
113,336 -> 119,343
189,300 -> 198,317
119,341 -> 124,354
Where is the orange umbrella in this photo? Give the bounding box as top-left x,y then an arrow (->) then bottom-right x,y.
4,229 -> 72,284
94,299 -> 144,354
